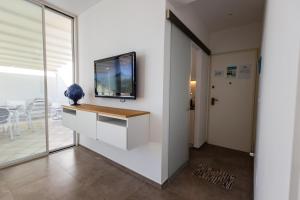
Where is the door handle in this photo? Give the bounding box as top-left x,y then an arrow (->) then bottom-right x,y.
211,97 -> 219,106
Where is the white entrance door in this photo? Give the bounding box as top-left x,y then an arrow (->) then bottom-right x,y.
208,50 -> 258,152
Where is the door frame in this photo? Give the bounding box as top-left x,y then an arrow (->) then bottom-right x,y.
0,0 -> 78,169
44,7 -> 77,153
34,0 -> 79,153
206,48 -> 259,153
190,44 -> 210,148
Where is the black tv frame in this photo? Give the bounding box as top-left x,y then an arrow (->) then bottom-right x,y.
94,52 -> 137,100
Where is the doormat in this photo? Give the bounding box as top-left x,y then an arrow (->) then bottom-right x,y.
192,163 -> 236,190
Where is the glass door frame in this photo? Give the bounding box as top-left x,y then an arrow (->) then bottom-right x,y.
44,6 -> 77,153
0,0 -> 78,169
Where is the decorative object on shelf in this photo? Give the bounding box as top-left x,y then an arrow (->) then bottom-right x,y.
64,84 -> 85,105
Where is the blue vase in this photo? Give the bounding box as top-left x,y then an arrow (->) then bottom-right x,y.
64,84 -> 85,105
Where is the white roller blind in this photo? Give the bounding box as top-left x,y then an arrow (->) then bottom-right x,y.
0,0 -> 43,70
45,9 -> 73,71
0,0 -> 73,71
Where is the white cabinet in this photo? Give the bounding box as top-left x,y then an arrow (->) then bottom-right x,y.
76,110 -> 97,140
97,119 -> 127,150
62,105 -> 150,151
127,115 -> 149,149
62,108 -> 77,130
97,115 -> 149,150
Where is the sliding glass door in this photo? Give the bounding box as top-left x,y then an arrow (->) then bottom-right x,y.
45,9 -> 75,151
0,0 -> 46,165
0,0 -> 75,167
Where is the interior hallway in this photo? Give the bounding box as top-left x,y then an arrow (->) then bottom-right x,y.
0,144 -> 253,200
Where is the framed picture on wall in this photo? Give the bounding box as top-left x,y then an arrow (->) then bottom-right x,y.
227,65 -> 237,78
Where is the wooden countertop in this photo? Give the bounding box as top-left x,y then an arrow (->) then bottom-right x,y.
63,104 -> 150,118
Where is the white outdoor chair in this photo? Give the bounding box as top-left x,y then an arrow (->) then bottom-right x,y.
0,108 -> 13,140
50,102 -> 63,120
7,101 -> 30,133
25,98 -> 52,130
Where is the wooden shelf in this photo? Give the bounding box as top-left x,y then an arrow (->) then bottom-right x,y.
63,104 -> 150,119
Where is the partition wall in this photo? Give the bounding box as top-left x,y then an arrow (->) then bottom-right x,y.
0,0 -> 76,167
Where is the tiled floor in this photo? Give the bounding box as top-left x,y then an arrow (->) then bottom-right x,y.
0,144 -> 253,200
0,119 -> 74,164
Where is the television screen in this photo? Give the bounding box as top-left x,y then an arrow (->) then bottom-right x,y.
94,52 -> 136,99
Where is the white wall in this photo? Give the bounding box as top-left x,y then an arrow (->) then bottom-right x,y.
78,0 -> 165,143
209,22 -> 263,54
0,73 -> 44,105
0,72 -> 67,106
290,60 -> 300,200
78,0 -> 166,184
162,18 -> 171,183
254,0 -> 300,199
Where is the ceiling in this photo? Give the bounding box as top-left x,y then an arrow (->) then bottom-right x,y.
169,0 -> 265,32
44,0 -> 102,15
45,0 -> 264,32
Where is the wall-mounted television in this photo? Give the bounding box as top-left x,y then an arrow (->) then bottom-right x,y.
94,52 -> 136,99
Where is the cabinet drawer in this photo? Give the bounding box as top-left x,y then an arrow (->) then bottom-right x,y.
62,110 -> 76,130
97,121 -> 127,150
77,110 -> 97,140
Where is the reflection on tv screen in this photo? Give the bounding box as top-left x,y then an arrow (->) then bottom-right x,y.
95,54 -> 133,97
